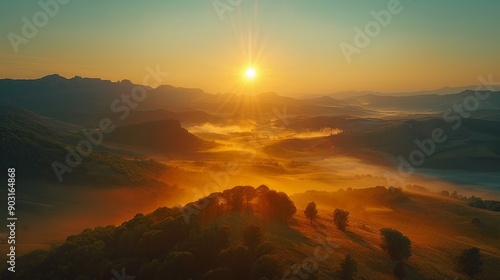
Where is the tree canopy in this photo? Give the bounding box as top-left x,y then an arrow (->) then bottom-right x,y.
380,228 -> 412,260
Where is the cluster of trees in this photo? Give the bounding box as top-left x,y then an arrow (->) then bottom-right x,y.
299,186 -> 409,213
406,185 -> 500,212
189,185 -> 297,224
4,181 -> 488,279
466,197 -> 500,212
443,190 -> 500,212
2,200 -> 286,279
303,202 -> 350,231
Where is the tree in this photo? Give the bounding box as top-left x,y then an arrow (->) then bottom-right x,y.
339,254 -> 357,280
457,247 -> 482,277
440,190 -> 450,197
380,228 -> 412,260
243,225 -> 263,251
262,190 -> 297,223
304,202 -> 318,224
393,262 -> 405,279
223,186 -> 258,212
333,209 -> 349,231
222,187 -> 245,211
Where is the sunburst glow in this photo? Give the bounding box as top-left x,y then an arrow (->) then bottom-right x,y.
245,67 -> 256,79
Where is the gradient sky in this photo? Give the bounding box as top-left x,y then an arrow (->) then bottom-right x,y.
1,0 -> 499,96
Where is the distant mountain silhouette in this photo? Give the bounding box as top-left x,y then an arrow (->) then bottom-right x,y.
0,75 -> 214,125
340,90 -> 500,112
1,75 -> 499,123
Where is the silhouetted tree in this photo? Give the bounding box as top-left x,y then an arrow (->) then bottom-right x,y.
380,228 -> 412,260
263,190 -> 297,223
393,262 -> 405,279
339,254 -> 357,280
241,186 -> 257,206
243,225 -> 263,251
440,190 -> 450,197
457,247 -> 482,277
304,202 -> 318,224
333,209 -> 349,231
493,204 -> 500,212
198,194 -> 225,221
222,187 -> 245,211
256,184 -> 270,195
223,186 -> 258,212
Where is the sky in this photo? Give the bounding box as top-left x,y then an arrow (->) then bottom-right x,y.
1,0 -> 499,96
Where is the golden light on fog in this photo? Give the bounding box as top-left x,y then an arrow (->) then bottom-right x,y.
245,67 -> 256,79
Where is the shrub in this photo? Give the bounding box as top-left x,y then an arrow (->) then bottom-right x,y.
380,228 -> 411,260
333,209 -> 349,231
304,202 -> 318,224
457,247 -> 482,277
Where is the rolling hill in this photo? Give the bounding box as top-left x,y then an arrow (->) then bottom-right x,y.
106,119 -> 216,153
0,106 -> 173,187
266,116 -> 500,173
4,185 -> 499,279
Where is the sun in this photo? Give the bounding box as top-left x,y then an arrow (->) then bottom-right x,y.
245,67 -> 256,79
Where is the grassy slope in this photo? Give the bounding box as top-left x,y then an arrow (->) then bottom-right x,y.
210,192 -> 500,279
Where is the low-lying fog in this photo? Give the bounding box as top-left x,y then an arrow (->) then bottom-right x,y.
10,121 -> 499,260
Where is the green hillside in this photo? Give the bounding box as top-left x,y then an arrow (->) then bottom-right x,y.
5,185 -> 499,279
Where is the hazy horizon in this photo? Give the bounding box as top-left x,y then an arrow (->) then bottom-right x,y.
2,1 -> 500,95
2,73 -> 499,99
